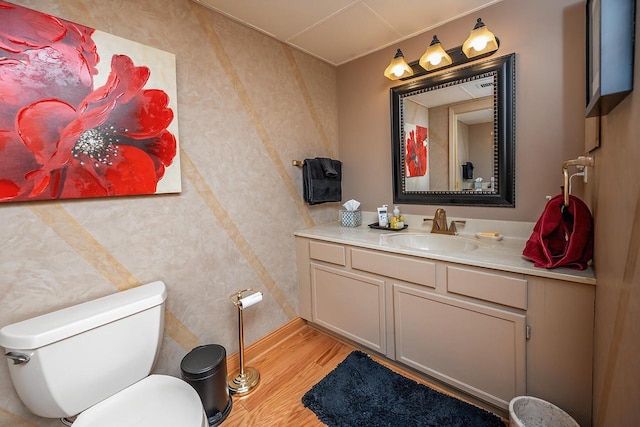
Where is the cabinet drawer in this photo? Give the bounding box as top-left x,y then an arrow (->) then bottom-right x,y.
309,240 -> 346,266
447,265 -> 527,309
351,248 -> 436,288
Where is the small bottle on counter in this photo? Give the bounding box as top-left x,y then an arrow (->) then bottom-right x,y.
391,206 -> 404,229
377,205 -> 388,227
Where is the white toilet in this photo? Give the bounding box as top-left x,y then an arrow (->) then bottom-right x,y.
0,281 -> 208,427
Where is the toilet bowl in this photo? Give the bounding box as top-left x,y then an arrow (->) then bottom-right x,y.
0,281 -> 207,426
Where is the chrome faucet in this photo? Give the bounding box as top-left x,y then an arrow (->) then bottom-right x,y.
423,208 -> 465,235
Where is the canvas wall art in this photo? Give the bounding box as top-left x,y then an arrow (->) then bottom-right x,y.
0,1 -> 181,203
404,123 -> 428,177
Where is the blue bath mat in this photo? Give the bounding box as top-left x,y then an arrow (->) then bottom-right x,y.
302,351 -> 504,427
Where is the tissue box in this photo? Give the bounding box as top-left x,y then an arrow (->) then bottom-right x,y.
340,210 -> 362,227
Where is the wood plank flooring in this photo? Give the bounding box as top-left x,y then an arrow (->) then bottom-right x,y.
222,318 -> 507,426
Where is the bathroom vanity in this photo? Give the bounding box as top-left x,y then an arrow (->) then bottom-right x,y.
295,216 -> 595,427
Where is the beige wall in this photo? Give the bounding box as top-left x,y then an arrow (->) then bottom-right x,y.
469,122 -> 495,183
429,105 -> 451,191
587,3 -> 640,425
338,0 -> 587,222
0,0 -> 338,425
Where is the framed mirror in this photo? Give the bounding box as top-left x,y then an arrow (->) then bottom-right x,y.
391,53 -> 515,206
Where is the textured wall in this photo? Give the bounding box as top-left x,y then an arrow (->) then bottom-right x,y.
0,0 -> 338,425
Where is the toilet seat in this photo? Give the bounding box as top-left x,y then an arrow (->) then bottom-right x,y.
73,375 -> 207,427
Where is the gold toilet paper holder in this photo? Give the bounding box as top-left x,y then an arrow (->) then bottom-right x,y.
228,289 -> 262,395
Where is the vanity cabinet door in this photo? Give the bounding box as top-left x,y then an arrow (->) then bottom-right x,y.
310,263 -> 386,354
394,283 -> 526,409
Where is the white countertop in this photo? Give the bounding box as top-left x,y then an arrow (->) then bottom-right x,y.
294,212 -> 596,286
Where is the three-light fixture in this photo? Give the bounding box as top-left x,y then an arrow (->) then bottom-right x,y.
384,18 -> 499,81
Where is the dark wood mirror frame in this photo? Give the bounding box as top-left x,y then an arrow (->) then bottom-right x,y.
391,53 -> 515,207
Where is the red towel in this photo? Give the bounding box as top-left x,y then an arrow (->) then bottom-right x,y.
523,194 -> 594,270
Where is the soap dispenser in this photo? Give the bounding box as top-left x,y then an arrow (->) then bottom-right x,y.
391,206 -> 404,229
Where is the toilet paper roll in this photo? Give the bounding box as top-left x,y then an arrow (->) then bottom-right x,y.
239,292 -> 262,309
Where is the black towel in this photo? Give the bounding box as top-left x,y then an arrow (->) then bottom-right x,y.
318,158 -> 338,177
303,158 -> 342,205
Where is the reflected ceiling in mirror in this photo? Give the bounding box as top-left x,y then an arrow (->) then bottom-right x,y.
391,54 -> 515,207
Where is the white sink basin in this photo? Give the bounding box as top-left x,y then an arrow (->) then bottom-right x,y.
384,233 -> 479,252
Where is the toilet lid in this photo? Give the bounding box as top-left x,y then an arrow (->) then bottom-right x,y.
73,375 -> 207,427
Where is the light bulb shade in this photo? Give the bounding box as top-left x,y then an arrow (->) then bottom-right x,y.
419,35 -> 453,71
462,18 -> 499,58
384,49 -> 413,80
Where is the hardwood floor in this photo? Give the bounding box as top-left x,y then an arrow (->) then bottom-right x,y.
222,318 -> 507,426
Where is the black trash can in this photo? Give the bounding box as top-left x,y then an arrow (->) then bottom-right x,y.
462,162 -> 474,180
181,344 -> 232,426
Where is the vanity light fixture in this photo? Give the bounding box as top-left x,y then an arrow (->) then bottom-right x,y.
384,17 -> 500,81
419,35 -> 453,71
462,18 -> 499,58
383,49 -> 414,80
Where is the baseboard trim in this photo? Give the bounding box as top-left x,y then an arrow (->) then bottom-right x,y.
226,317 -> 307,371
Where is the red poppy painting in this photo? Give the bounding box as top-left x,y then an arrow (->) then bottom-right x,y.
0,1 -> 181,202
404,124 -> 428,177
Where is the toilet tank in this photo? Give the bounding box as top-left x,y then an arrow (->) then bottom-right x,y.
0,281 -> 167,418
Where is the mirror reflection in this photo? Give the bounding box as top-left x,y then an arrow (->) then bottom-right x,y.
391,54 -> 515,206
403,77 -> 494,192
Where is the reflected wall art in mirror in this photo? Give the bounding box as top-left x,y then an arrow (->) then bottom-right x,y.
391,53 -> 515,206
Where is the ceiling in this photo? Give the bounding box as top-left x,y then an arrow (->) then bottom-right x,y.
191,0 -> 504,66
411,76 -> 494,124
